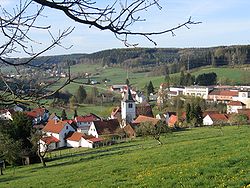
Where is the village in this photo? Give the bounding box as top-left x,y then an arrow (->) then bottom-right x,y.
1,82 -> 250,156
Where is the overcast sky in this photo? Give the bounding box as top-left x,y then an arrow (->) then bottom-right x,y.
2,0 -> 250,57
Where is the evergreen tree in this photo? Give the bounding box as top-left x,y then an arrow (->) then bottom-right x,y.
61,109 -> 68,120
194,105 -> 203,126
90,87 -> 99,104
164,65 -> 170,82
76,85 -> 87,103
125,78 -> 130,86
186,72 -> 195,86
73,109 -> 78,118
186,103 -> 191,124
147,81 -> 154,96
69,96 -> 77,109
180,70 -> 185,86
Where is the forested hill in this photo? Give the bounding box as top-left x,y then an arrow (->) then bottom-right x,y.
9,45 -> 250,73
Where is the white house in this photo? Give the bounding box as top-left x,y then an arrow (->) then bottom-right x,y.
75,114 -> 101,134
75,114 -> 101,127
203,113 -> 228,126
42,120 -> 75,149
66,132 -> 103,148
26,108 -> 49,125
0,109 -> 13,121
39,136 -> 60,152
227,101 -> 246,114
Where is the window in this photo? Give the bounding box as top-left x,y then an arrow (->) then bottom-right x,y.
66,126 -> 68,130
128,103 -> 133,108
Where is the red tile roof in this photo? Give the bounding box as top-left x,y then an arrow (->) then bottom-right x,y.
75,114 -> 100,122
133,115 -> 159,125
42,120 -> 68,133
26,108 -> 45,118
203,111 -> 220,117
208,113 -> 228,121
41,136 -> 60,144
227,101 -> 246,106
66,132 -> 84,141
209,90 -> 238,97
87,137 -> 104,143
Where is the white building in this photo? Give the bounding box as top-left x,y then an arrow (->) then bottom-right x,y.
227,101 -> 246,114
121,88 -> 136,124
184,86 -> 213,99
42,120 -> 75,149
0,110 -> 13,121
66,132 -> 103,148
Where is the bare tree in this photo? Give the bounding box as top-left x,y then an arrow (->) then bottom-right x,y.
0,0 -> 200,105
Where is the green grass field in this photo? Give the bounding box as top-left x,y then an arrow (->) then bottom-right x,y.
190,67 -> 250,84
1,126 -> 249,188
66,64 -> 250,93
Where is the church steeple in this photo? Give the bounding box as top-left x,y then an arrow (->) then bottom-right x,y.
121,88 -> 136,126
123,87 -> 135,102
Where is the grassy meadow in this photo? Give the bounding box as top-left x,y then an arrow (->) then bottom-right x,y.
1,126 -> 249,188
44,64 -> 250,118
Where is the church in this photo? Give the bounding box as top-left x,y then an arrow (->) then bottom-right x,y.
111,88 -> 154,127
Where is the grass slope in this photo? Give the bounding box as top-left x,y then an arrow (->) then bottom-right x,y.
1,126 -> 250,188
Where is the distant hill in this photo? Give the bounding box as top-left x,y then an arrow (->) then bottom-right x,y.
5,44 -> 250,74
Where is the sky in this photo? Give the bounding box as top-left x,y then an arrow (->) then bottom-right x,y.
1,0 -> 250,57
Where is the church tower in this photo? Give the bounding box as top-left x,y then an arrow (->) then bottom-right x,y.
121,88 -> 136,125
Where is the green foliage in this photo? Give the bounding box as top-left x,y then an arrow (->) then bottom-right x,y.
147,81 -> 154,96
196,72 -> 217,86
61,109 -> 68,120
125,78 -> 130,86
136,121 -> 170,145
186,103 -> 191,124
0,112 -> 34,165
76,85 -> 87,104
228,114 -> 248,126
179,71 -> 195,86
73,109 -> 78,118
1,126 -> 250,187
0,133 -> 22,165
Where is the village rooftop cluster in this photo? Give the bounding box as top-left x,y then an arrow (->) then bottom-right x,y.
1,83 -> 250,153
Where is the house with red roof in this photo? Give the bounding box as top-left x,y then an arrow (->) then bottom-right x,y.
75,113 -> 101,134
66,132 -> 104,148
133,115 -> 159,126
26,107 -> 49,125
227,101 -> 246,114
39,136 -> 60,152
203,113 -> 228,126
41,120 -> 75,150
88,119 -> 122,138
207,89 -> 238,103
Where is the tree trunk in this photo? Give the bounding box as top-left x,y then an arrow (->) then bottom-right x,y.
0,167 -> 3,175
37,149 -> 46,167
38,154 -> 46,167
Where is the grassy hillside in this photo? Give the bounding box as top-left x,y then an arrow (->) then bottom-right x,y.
190,67 -> 250,84
1,126 -> 249,188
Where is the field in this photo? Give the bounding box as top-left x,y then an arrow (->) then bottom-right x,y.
190,67 -> 250,84
42,65 -> 250,118
65,64 -> 250,92
1,126 -> 249,188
